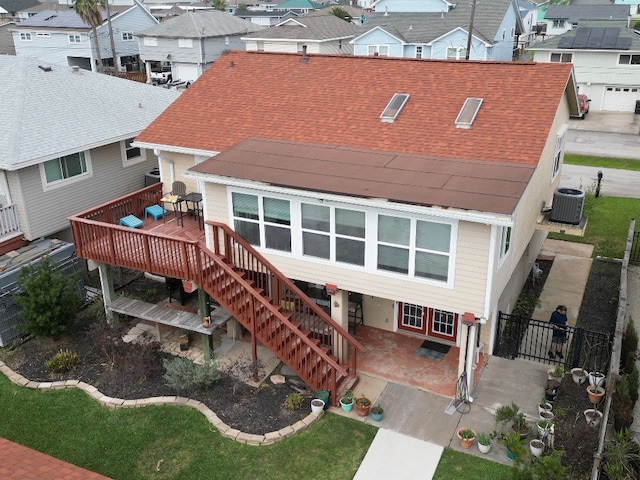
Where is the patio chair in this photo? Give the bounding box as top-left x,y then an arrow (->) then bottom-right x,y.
144,204 -> 168,221
171,181 -> 187,197
119,214 -> 144,228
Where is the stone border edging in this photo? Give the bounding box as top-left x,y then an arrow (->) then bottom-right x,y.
0,361 -> 321,446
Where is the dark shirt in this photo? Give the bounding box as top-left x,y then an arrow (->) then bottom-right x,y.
550,310 -> 567,329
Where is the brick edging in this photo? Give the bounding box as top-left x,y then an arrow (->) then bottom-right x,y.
0,361 -> 321,445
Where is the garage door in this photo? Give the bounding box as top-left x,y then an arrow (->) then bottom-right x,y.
602,86 -> 640,112
173,64 -> 199,84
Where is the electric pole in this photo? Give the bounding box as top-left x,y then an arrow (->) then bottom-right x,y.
465,0 -> 476,60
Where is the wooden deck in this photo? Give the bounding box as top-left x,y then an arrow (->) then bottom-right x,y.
109,296 -> 231,337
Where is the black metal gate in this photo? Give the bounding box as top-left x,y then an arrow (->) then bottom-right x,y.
494,312 -> 611,370
631,231 -> 640,264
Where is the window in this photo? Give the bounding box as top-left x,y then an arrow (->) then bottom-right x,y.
398,304 -> 458,338
455,97 -> 483,128
178,38 -> 193,48
550,52 -> 572,63
20,32 -> 32,41
401,303 -> 424,331
552,132 -> 564,178
36,32 -> 50,37
232,193 -> 291,252
68,34 -> 81,44
43,152 -> 89,185
447,46 -> 467,60
552,20 -> 564,28
619,54 -> 640,65
500,226 -> 511,259
511,27 -> 515,38
122,32 -> 133,41
380,93 -> 410,123
301,204 -> 365,266
416,46 -> 423,58
121,138 -> 146,165
225,36 -> 229,46
367,45 -> 389,56
432,309 -> 456,337
377,215 -> 451,281
144,37 -> 157,46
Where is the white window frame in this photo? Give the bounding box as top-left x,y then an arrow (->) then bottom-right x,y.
144,37 -> 157,46
552,19 -> 564,28
20,32 -> 32,41
120,138 -> 146,166
68,34 -> 82,44
500,226 -> 512,260
447,46 -> 467,60
367,44 -> 389,56
552,130 -> 565,179
178,38 -> 193,48
618,54 -> 640,65
415,45 -> 423,58
40,151 -> 92,191
550,52 -> 572,63
231,192 -> 292,253
122,32 -> 134,41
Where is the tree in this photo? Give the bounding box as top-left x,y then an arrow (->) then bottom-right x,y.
73,0 -> 104,72
13,257 -> 82,338
330,6 -> 353,23
237,3 -> 248,11
99,0 -> 118,71
213,0 -> 226,11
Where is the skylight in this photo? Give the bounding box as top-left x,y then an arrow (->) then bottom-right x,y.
455,98 -> 483,129
380,93 -> 410,123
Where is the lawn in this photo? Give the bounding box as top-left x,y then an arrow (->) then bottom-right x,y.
0,373 -> 377,480
548,195 -> 640,258
564,154 -> 640,171
433,449 -> 511,479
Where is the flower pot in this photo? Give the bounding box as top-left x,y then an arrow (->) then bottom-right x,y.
506,447 -> 519,460
355,398 -> 371,417
457,428 -> 476,448
370,409 -> 384,421
530,439 -> 545,458
571,368 -> 588,385
311,398 -> 325,414
547,367 -> 564,383
478,441 -> 491,454
537,420 -> 553,438
584,409 -> 603,428
539,410 -> 555,423
316,389 -> 330,409
538,402 -> 553,417
587,385 -> 605,405
181,279 -> 198,293
588,371 -> 606,388
340,398 -> 354,412
202,316 -> 211,328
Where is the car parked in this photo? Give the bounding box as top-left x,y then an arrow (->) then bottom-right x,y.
571,94 -> 591,119
150,65 -> 172,85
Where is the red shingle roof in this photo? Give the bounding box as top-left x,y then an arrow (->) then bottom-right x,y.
137,50 -> 573,166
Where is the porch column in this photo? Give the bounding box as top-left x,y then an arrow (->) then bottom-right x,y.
331,289 -> 349,363
96,262 -> 115,323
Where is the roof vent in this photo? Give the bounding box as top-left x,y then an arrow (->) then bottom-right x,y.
455,97 -> 483,128
38,65 -> 52,72
72,65 -> 80,72
380,93 -> 410,123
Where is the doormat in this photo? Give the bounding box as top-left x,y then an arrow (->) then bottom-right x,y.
415,340 -> 450,361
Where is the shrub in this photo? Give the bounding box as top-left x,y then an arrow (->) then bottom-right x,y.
628,365 -> 639,406
622,321 -> 638,374
163,357 -> 221,392
124,341 -> 162,382
13,256 -> 82,338
603,428 -> 640,480
284,392 -> 304,411
46,348 -> 80,373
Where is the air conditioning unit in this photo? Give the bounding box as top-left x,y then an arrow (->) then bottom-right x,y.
550,188 -> 585,225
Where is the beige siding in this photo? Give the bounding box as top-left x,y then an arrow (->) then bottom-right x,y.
14,144 -> 157,240
158,151 -> 200,195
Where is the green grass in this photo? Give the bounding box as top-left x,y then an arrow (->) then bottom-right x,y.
433,448 -> 511,479
0,374 -> 377,480
548,195 -> 640,258
564,154 -> 640,171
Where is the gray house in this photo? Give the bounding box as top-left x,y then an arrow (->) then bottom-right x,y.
138,10 -> 264,84
0,56 -> 180,254
542,4 -> 630,37
11,0 -> 158,72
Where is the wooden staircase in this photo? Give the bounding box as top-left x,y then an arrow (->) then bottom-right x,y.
69,185 -> 364,405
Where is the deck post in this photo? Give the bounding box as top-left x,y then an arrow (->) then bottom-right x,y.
97,262 -> 115,323
201,334 -> 212,361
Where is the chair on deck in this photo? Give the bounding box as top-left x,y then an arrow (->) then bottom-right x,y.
171,181 -> 187,197
119,214 -> 144,228
144,204 -> 168,221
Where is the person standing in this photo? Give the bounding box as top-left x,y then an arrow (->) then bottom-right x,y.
548,305 -> 568,359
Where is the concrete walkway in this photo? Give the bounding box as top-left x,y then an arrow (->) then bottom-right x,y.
352,238 -> 595,478
628,265 -> 640,442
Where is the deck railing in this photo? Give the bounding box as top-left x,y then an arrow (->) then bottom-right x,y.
0,204 -> 20,237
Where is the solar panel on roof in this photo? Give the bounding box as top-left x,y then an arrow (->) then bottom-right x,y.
616,38 -> 632,50
573,27 -> 590,48
586,27 -> 606,48
602,28 -> 620,49
558,37 -> 574,49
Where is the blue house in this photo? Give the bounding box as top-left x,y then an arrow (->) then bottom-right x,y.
352,0 -> 524,60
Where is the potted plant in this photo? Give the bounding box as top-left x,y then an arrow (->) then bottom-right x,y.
587,385 -> 605,405
311,398 -> 325,414
512,412 -> 530,440
547,364 -> 565,383
584,408 -> 603,428
571,367 -> 588,385
500,431 -> 527,460
355,394 -> 372,417
545,380 -> 561,401
370,403 -> 384,421
538,398 -> 553,417
612,376 -> 634,432
588,371 -> 606,388
477,432 -> 493,454
537,419 -> 553,439
495,402 -> 521,435
340,389 -> 354,412
539,409 -> 555,423
530,438 -> 545,458
457,427 -> 477,448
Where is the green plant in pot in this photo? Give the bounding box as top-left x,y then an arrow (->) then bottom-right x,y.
355,394 -> 372,417
370,403 -> 384,421
512,412 -> 530,439
457,428 -> 477,448
340,388 -> 354,412
477,432 -> 494,454
500,430 -> 527,460
495,402 -> 521,435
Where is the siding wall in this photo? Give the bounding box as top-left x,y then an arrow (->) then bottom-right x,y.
140,35 -> 247,64
15,144 -> 157,240
109,7 -> 157,58
13,29 -> 92,67
373,0 -> 448,13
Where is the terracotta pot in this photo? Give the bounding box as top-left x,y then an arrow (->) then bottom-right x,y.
457,428 -> 476,448
587,385 -> 605,405
355,398 -> 371,417
202,316 -> 211,327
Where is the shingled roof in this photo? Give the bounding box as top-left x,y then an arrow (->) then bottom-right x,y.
136,51 -> 575,214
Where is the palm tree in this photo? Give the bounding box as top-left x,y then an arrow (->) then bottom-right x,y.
73,0 -> 103,72
99,0 -> 118,72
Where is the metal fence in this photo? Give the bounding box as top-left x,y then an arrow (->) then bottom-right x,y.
494,312 -> 612,372
631,230 -> 640,264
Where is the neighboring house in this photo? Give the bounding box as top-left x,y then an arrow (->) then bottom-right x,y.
11,0 -> 158,72
77,50 -> 580,399
352,0 -> 524,60
0,0 -> 39,21
0,21 -> 16,54
517,0 -> 538,50
243,15 -> 359,54
528,20 -> 640,112
542,4 -> 629,37
0,56 -> 180,255
275,0 -> 325,14
138,10 -> 264,84
235,9 -> 300,26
